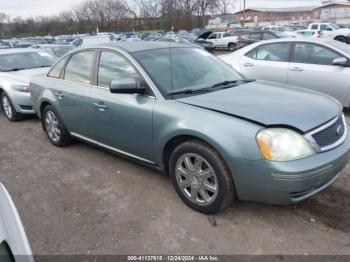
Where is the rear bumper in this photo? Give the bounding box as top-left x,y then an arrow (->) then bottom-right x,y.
227,129 -> 350,204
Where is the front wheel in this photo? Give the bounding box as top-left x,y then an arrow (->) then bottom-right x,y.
42,105 -> 71,147
1,92 -> 22,122
169,140 -> 235,214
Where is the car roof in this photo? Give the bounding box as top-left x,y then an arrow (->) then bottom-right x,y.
92,41 -> 191,53
0,48 -> 42,55
250,37 -> 334,45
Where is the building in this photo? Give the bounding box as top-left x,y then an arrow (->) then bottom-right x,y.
233,6 -> 317,25
313,2 -> 350,23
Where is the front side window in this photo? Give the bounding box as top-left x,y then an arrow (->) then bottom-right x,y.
64,51 -> 95,84
48,56 -> 68,78
293,43 -> 341,65
0,52 -> 55,72
208,34 -> 217,39
98,51 -> 138,88
133,48 -> 242,95
256,43 -> 290,62
320,24 -> 333,31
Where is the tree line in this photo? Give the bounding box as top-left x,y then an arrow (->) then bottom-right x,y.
0,0 -> 236,39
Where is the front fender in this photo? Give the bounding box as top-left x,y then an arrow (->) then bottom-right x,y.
153,100 -> 264,170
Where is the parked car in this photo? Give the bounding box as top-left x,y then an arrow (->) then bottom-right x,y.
30,42 -> 350,214
0,49 -> 56,121
0,183 -> 34,262
309,23 -> 350,43
29,44 -> 75,58
295,29 -> 323,38
219,38 -> 350,107
176,34 -> 216,52
198,31 -> 239,51
262,25 -> 294,32
235,30 -> 289,49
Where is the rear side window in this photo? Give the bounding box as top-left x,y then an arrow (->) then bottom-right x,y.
64,51 -> 95,84
293,43 -> 341,65
245,48 -> 257,59
311,24 -> 318,30
97,51 -> 138,88
256,43 -> 290,62
48,56 -> 68,78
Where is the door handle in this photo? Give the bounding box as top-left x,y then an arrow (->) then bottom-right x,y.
93,102 -> 108,111
289,67 -> 304,72
54,91 -> 64,99
242,62 -> 254,67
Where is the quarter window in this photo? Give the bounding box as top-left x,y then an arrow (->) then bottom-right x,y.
64,51 -> 95,84
256,43 -> 290,62
48,56 -> 68,78
97,51 -> 139,88
293,43 -> 341,65
245,48 -> 257,59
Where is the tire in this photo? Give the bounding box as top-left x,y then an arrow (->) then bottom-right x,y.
169,140 -> 235,214
335,36 -> 346,43
1,92 -> 22,122
228,43 -> 236,51
42,105 -> 71,147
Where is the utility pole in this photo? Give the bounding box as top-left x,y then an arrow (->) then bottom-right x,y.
243,0 -> 246,27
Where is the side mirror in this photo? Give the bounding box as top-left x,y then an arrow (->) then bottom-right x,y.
110,78 -> 145,94
333,57 -> 349,67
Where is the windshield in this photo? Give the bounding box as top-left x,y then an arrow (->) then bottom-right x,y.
0,52 -> 56,72
133,47 -> 243,96
47,46 -> 74,58
330,24 -> 340,29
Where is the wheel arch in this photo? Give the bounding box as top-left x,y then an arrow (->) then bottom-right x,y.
161,133 -> 229,176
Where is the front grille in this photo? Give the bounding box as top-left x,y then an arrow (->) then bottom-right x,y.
311,115 -> 345,149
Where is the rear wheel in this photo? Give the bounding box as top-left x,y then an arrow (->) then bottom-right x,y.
228,43 -> 236,51
1,92 -> 22,122
42,105 -> 71,147
335,36 -> 346,43
169,140 -> 235,214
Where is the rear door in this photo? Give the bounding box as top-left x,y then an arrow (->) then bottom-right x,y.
54,50 -> 96,137
239,42 -> 291,83
288,42 -> 350,106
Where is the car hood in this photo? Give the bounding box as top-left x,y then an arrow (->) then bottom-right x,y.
177,81 -> 341,133
336,28 -> 350,35
0,67 -> 50,85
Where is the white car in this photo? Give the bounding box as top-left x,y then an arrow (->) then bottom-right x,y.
0,183 -> 34,262
204,31 -> 239,51
219,38 -> 350,107
309,23 -> 350,43
0,49 -> 56,121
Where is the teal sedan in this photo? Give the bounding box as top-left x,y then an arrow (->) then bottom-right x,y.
30,42 -> 350,214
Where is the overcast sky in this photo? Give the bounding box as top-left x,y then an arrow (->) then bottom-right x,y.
0,0 -> 344,18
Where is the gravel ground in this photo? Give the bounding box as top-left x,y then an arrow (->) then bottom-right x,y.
0,111 -> 350,255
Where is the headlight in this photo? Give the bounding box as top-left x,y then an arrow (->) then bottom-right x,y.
256,128 -> 315,161
11,84 -> 29,92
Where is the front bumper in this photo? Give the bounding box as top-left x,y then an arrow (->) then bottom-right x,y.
227,128 -> 350,204
7,90 -> 34,114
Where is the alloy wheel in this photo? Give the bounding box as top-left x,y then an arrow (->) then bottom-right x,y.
175,153 -> 218,206
45,111 -> 61,143
2,95 -> 13,119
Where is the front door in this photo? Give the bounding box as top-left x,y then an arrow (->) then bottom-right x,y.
91,50 -> 155,162
288,42 -> 350,106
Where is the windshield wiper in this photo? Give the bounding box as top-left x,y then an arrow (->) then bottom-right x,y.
1,68 -> 27,72
167,88 -> 211,96
210,79 -> 255,89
